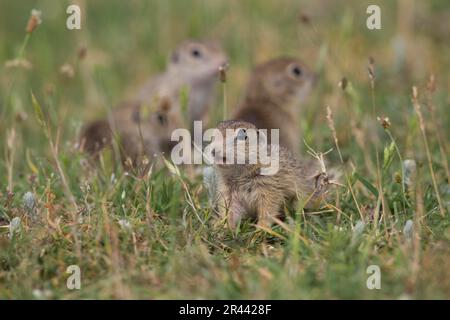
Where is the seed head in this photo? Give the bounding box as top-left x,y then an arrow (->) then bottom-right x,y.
219,63 -> 229,83
26,9 -> 42,33
4,59 -> 32,70
15,111 -> 28,123
78,47 -> 87,60
394,172 -> 402,183
338,77 -> 348,91
412,86 -> 418,100
426,74 -> 436,93
125,157 -> 133,168
377,116 -> 391,129
59,63 -> 75,79
368,56 -> 375,84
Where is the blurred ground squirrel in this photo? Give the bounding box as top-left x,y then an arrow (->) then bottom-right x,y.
233,57 -> 316,154
80,39 -> 227,166
81,98 -> 182,167
138,39 -> 227,127
210,120 -> 337,228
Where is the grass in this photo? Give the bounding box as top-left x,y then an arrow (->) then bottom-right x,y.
0,0 -> 449,299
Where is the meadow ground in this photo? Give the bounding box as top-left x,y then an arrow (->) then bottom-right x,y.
0,0 -> 449,299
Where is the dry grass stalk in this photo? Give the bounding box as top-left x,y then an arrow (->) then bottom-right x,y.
31,93 -> 82,258
101,200 -> 133,299
410,166 -> 424,291
367,56 -> 385,230
326,106 -> 364,221
5,128 -> 17,192
425,74 -> 450,184
368,56 -> 375,89
219,63 -> 229,120
412,86 -> 446,217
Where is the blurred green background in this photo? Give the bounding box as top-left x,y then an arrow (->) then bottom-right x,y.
1,0 -> 449,162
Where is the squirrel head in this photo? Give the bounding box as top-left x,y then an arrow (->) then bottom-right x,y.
168,39 -> 228,84
209,120 -> 278,176
245,57 -> 316,107
133,97 -> 183,154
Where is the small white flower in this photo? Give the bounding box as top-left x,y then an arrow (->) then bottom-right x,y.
23,191 -> 39,223
403,159 -> 417,190
353,220 -> 365,234
23,191 -> 35,211
9,217 -> 21,239
351,220 -> 365,246
118,219 -> 132,232
32,289 -> 52,299
403,219 -> 414,243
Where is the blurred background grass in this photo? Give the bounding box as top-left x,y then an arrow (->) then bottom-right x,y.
0,0 -> 449,299
1,0 -> 449,168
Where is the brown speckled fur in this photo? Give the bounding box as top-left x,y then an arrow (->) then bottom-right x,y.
233,57 -> 315,154
80,99 -> 181,167
212,120 -> 332,228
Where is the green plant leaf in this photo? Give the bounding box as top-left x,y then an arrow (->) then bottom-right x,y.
30,91 -> 45,128
354,172 -> 379,198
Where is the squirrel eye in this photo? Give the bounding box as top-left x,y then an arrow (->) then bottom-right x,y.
236,128 -> 247,141
157,113 -> 167,125
291,65 -> 302,77
191,48 -> 202,58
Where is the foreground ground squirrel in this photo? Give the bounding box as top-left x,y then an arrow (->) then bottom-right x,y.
232,57 -> 316,154
210,120 -> 335,228
81,39 -> 227,166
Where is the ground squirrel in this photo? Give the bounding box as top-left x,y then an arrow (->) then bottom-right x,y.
210,120 -> 335,228
137,39 -> 227,127
232,57 -> 316,154
80,97 -> 182,167
81,39 -> 227,166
